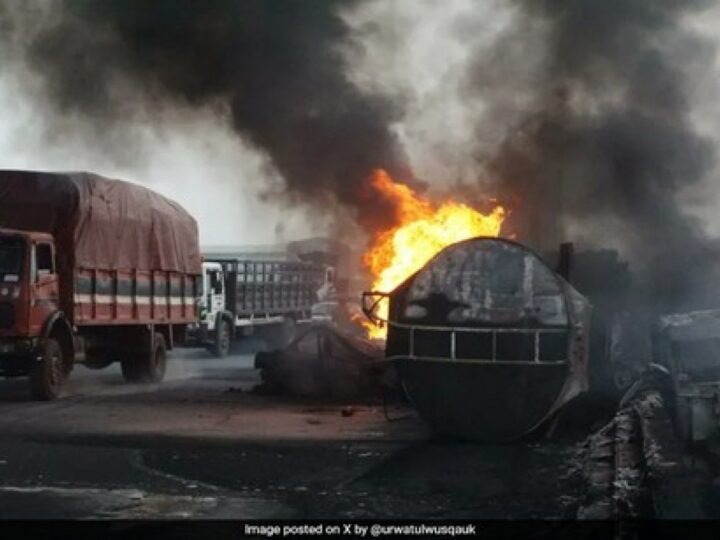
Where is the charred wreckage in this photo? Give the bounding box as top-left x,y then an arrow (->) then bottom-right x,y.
1,169 -> 719,520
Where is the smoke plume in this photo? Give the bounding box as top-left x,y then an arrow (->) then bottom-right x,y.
4,0 -> 720,312
473,0 -> 720,311
1,0 -> 411,235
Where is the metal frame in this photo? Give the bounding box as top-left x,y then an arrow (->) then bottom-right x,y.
384,322 -> 569,365
363,291 -> 569,365
216,259 -> 325,316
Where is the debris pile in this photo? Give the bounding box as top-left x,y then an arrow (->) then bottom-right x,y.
254,324 -> 392,401
578,370 -> 703,518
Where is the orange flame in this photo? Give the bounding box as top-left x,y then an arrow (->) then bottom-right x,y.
363,169 -> 506,339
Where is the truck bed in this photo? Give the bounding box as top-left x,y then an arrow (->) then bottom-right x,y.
73,268 -> 198,325
217,259 -> 325,318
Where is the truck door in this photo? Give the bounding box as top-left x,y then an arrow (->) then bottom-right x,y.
204,266 -> 225,330
29,242 -> 59,335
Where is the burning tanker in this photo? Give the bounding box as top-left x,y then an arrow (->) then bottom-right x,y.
362,172 -> 592,442
363,170 -> 506,339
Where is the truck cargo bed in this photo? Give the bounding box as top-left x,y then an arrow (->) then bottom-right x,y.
73,268 -> 198,325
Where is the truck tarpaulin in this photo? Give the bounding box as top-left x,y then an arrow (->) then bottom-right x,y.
0,170 -> 201,274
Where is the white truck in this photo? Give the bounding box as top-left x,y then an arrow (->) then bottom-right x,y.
192,252 -> 335,357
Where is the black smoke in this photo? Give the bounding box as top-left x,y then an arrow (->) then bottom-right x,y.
4,0 -> 720,311
475,0 -> 720,312
3,0 -> 411,234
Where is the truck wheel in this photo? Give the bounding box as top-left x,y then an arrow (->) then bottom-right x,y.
212,319 -> 231,358
121,334 -> 167,383
146,334 -> 167,383
29,338 -> 64,400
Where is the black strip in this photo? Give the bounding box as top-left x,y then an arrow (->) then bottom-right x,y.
74,275 -> 195,298
136,281 -> 151,296
154,275 -> 168,296
1,517 -> 712,540
169,280 -> 182,296
116,279 -> 132,296
75,276 -> 92,295
76,277 -> 157,297
95,276 -> 113,296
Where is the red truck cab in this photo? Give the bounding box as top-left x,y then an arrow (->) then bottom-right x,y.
0,229 -> 68,397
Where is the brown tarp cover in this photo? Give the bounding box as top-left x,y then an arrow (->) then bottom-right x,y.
0,170 -> 201,273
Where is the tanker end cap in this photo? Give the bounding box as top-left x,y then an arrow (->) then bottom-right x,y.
381,237 -> 591,442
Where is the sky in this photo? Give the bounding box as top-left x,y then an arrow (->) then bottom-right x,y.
2,0 -> 720,251
0,61 -> 317,246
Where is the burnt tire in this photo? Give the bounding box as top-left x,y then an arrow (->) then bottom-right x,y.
29,338 -> 64,401
121,334 -> 167,383
212,319 -> 231,358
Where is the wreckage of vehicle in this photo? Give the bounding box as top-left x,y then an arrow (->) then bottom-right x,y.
363,237 -> 592,442
655,309 -> 720,443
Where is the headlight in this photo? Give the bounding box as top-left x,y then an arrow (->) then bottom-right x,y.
0,286 -> 20,299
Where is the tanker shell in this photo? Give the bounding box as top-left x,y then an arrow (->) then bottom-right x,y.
383,237 -> 591,442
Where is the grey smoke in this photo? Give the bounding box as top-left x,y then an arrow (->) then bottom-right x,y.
474,0 -> 720,311
4,0 -> 720,312
1,0 -> 412,235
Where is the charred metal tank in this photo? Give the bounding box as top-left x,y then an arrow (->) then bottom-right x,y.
363,238 -> 592,442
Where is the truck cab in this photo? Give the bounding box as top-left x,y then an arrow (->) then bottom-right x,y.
0,228 -> 71,398
0,229 -> 61,343
197,262 -> 227,335
192,258 -> 336,357
185,261 -> 234,358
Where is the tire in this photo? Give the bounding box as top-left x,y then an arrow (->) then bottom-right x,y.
212,319 -> 231,358
121,333 -> 167,383
29,338 -> 64,400
146,334 -> 167,383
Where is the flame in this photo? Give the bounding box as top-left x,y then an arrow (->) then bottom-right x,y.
363,169 -> 506,339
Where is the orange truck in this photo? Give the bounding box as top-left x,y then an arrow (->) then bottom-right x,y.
0,170 -> 202,399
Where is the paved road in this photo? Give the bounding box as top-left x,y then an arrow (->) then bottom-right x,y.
0,344 -> 582,519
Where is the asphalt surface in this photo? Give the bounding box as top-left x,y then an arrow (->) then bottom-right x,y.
0,341 -> 583,519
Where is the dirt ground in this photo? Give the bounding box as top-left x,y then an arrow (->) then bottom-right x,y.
0,342 -> 585,519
